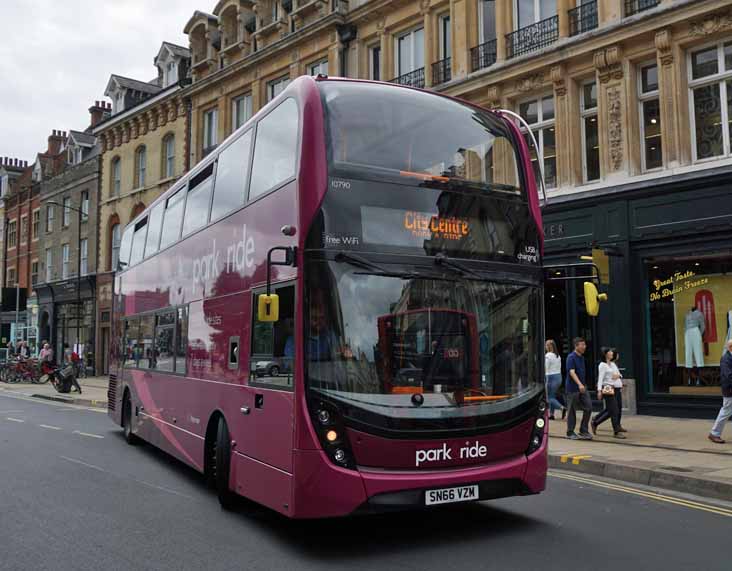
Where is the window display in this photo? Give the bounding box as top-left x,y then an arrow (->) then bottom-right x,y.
646,251 -> 732,394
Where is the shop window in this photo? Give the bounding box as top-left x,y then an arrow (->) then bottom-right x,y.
688,41 -> 732,161
211,130 -> 253,222
645,251 -> 732,394
519,94 -> 556,188
581,80 -> 600,182
250,283 -> 295,389
639,62 -> 662,171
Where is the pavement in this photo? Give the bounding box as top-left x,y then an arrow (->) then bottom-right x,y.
548,414 -> 732,501
1,391 -> 731,571
0,375 -> 109,409
2,375 -> 731,501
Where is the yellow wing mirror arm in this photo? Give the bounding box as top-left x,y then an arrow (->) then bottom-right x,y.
257,246 -> 297,323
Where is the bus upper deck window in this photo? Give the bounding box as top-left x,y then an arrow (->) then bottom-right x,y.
249,98 -> 298,200
211,130 -> 253,222
159,189 -> 185,250
144,202 -> 165,258
129,217 -> 148,267
182,164 -> 215,237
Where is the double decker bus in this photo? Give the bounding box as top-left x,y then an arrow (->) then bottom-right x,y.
109,76 -> 548,518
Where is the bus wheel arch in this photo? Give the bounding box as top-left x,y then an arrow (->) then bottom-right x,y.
122,388 -> 140,445
204,411 -> 224,489
204,411 -> 238,510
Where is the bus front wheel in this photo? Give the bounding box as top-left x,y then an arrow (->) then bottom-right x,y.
214,417 -> 238,510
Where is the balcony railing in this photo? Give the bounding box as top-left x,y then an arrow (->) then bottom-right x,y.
569,1 -> 598,36
506,15 -> 559,59
625,0 -> 660,17
471,39 -> 497,72
389,67 -> 425,89
432,58 -> 451,85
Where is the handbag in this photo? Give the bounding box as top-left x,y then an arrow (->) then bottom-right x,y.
601,384 -> 615,396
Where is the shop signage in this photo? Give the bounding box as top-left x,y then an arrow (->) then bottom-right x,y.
544,223 -> 565,239
650,270 -> 709,302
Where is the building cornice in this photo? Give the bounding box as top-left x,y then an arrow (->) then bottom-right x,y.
92,84 -> 184,135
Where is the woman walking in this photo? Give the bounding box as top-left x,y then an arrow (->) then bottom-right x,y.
592,347 -> 626,438
545,340 -> 565,420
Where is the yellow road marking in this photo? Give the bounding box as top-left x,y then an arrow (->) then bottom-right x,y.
6,417 -> 24,423
550,471 -> 732,518
72,430 -> 104,439
39,424 -> 62,431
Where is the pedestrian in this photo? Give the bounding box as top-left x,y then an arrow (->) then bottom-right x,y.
18,341 -> 30,359
39,342 -> 55,376
708,339 -> 732,444
565,337 -> 593,440
591,347 -> 626,439
545,339 -> 566,420
6,340 -> 15,357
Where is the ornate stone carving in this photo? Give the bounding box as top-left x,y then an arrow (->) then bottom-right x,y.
551,64 -> 567,97
689,12 -> 732,37
595,46 -> 623,84
376,16 -> 386,32
148,109 -> 158,131
158,106 -> 168,128
121,124 -> 130,144
130,119 -> 139,139
139,114 -> 149,136
515,73 -> 545,93
178,101 -> 187,117
167,102 -> 177,122
607,87 -> 623,172
655,29 -> 673,67
419,0 -> 430,16
485,85 -> 501,108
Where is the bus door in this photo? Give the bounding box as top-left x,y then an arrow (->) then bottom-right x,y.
239,282 -> 296,474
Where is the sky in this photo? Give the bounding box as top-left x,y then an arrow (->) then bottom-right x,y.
0,0 -> 207,162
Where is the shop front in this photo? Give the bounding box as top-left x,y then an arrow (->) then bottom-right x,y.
543,166 -> 732,418
35,276 -> 96,375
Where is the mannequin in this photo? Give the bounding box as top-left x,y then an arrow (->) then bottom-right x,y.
684,306 -> 705,385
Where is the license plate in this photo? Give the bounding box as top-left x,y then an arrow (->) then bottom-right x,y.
425,485 -> 479,506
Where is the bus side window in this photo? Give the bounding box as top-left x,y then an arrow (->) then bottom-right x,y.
138,315 -> 155,369
211,130 -> 253,222
144,202 -> 165,258
175,306 -> 188,374
155,311 -> 176,372
159,188 -> 185,250
250,284 -> 295,389
249,98 -> 299,200
182,164 -> 215,237
118,226 -> 133,271
124,318 -> 140,369
129,217 -> 148,267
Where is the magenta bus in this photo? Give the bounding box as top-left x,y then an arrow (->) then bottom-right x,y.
108,76 -> 547,518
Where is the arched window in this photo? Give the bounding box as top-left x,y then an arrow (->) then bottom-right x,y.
163,134 -> 175,178
111,157 -> 121,196
111,223 -> 121,271
135,146 -> 147,188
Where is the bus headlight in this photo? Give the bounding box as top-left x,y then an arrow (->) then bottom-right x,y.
536,418 -> 545,429
318,409 -> 331,425
312,401 -> 356,469
527,399 -> 547,455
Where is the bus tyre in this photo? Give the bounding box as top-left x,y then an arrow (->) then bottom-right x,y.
122,394 -> 140,445
215,417 -> 238,510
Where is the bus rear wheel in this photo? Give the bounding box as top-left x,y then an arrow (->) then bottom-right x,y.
214,417 -> 238,510
122,393 -> 140,445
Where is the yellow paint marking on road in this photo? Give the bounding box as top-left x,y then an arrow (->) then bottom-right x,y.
72,430 -> 104,439
39,424 -> 62,431
550,471 -> 732,518
6,417 -> 24,423
571,455 -> 592,465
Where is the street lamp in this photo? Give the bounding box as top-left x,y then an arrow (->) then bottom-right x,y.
46,200 -> 86,367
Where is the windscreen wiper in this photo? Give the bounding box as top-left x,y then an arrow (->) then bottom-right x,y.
434,253 -> 481,278
334,252 -> 444,281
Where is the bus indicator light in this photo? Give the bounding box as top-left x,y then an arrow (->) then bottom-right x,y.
326,430 -> 338,442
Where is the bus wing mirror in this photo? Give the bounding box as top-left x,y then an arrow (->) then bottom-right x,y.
258,294 -> 280,322
583,282 -> 608,317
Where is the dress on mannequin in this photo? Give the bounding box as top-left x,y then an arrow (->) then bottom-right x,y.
684,307 -> 705,370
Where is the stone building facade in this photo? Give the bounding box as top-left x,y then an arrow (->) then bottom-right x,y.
92,42 -> 191,374
174,0 -> 732,417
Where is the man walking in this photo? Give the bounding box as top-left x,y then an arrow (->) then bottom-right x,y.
566,337 -> 593,440
708,339 -> 732,444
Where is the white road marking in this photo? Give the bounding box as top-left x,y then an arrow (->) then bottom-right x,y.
39,424 -> 62,431
6,417 -> 24,423
60,456 -> 193,499
0,410 -> 24,414
61,456 -> 106,472
72,430 -> 104,439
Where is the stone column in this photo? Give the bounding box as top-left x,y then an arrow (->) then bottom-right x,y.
422,3 -> 433,87
557,0 -> 576,38
451,0 -> 470,80
595,46 -> 630,181
551,63 -> 572,188
251,78 -> 263,114
495,0 -> 511,63
655,29 -> 680,168
598,0 -> 622,26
